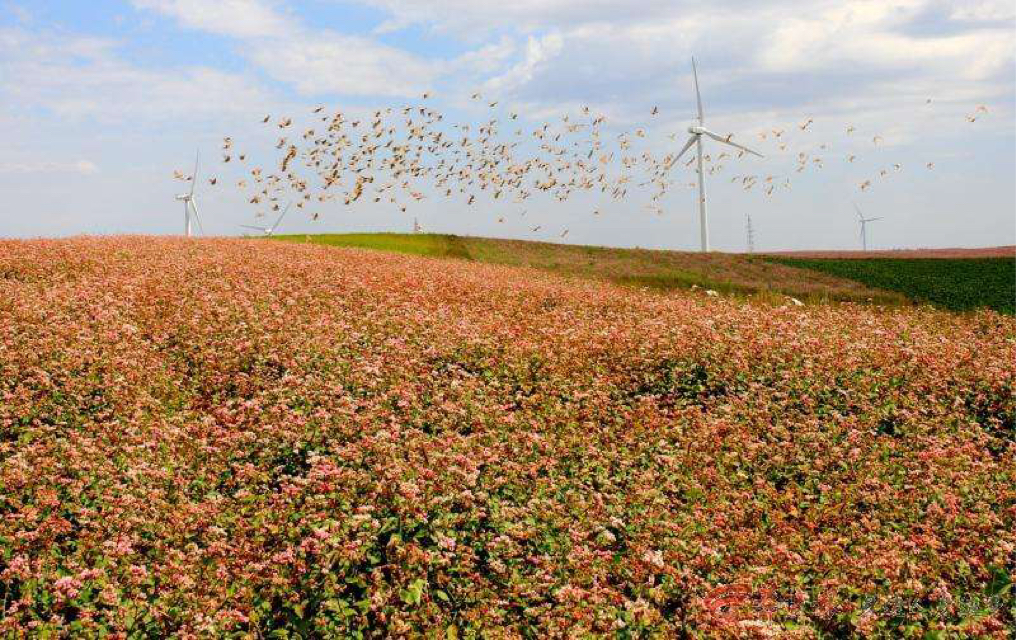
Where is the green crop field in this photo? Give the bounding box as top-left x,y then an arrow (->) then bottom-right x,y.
765,256 -> 1015,314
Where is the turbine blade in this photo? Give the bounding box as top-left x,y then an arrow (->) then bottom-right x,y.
271,202 -> 292,232
675,135 -> 698,162
240,225 -> 267,231
190,199 -> 205,235
691,57 -> 704,124
189,150 -> 200,198
854,203 -> 863,220
867,217 -> 883,222
702,130 -> 764,157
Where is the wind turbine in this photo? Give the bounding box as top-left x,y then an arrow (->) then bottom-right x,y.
241,202 -> 291,236
175,151 -> 204,237
675,58 -> 764,252
854,203 -> 882,251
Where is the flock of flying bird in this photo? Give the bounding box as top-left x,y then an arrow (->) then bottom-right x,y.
173,93 -> 990,238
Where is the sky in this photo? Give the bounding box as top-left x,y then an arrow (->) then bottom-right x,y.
0,0 -> 1013,251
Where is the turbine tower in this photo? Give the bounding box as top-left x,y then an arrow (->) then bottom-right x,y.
855,203 -> 882,251
241,202 -> 292,236
745,211 -> 756,254
175,151 -> 204,237
675,58 -> 764,252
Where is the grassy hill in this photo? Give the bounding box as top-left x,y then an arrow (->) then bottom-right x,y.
271,233 -> 1015,313
270,233 -> 906,306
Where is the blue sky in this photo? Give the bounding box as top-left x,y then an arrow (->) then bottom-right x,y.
1,0 -> 1013,251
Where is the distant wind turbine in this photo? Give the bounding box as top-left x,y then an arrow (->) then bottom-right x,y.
175,151 -> 204,237
241,202 -> 291,236
855,203 -> 882,251
675,57 -> 764,252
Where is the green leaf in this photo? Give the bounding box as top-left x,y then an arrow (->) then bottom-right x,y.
401,578 -> 426,606
985,565 -> 1012,598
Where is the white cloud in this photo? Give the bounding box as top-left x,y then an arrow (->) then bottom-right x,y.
483,33 -> 563,93
0,160 -> 98,174
350,0 -> 678,34
447,36 -> 517,75
0,27 -> 276,123
949,0 -> 1015,21
246,33 -> 438,97
130,0 -> 444,98
755,2 -> 1012,80
130,0 -> 292,38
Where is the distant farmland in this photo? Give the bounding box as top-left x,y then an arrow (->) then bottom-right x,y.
272,233 -> 903,305
273,234 -> 1013,313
